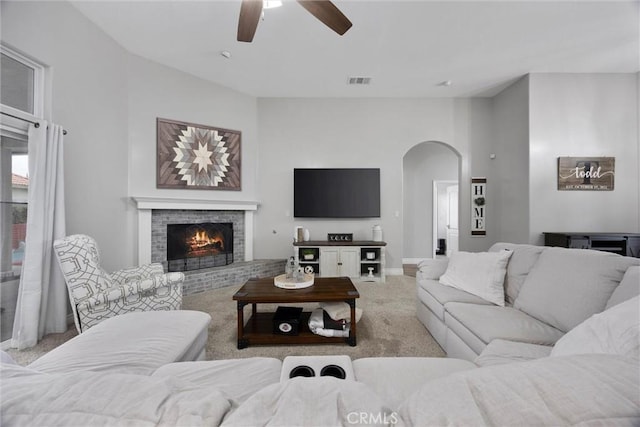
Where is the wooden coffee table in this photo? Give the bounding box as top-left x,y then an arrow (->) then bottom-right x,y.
233,276 -> 360,349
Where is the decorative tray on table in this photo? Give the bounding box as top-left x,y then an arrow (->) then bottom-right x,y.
274,273 -> 314,290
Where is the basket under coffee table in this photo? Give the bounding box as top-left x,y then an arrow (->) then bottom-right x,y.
233,276 -> 360,349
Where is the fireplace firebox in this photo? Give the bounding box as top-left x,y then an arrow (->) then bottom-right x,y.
167,222 -> 233,272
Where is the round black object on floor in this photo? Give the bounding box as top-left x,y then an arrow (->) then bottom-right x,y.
320,365 -> 346,379
289,365 -> 315,378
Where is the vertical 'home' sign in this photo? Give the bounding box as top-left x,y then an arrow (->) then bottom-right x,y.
471,177 -> 486,236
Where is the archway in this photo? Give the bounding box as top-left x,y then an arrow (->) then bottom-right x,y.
402,141 -> 461,264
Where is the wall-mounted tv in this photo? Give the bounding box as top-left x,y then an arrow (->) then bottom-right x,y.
294,168 -> 380,218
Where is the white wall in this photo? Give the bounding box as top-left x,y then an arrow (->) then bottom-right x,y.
1,1 -> 131,271
529,74 -> 640,243
126,54 -> 259,260
255,98 -> 494,269
463,98 -> 498,252
1,2 -> 259,270
402,142 -> 458,258
7,2 -> 636,273
492,76 -> 530,244
127,54 -> 258,202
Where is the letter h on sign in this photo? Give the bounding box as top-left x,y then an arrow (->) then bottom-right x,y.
471,177 -> 486,236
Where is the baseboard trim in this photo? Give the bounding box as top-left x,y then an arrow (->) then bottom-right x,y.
386,267 -> 404,276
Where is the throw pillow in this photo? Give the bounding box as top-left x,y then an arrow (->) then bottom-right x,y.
318,302 -> 363,323
417,258 -> 449,280
550,295 -> 639,360
438,250 -> 513,306
514,248 -> 639,332
489,243 -> 546,305
606,266 -> 640,310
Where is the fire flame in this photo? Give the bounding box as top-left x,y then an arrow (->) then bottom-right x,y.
188,231 -> 224,253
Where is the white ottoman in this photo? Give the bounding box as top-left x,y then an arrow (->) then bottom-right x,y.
28,310 -> 211,375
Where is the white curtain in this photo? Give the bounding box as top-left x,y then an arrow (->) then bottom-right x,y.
11,122 -> 67,349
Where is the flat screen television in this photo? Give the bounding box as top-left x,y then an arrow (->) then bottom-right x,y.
294,168 -> 380,218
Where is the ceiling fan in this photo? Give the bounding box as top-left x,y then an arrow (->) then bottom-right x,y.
237,0 -> 352,42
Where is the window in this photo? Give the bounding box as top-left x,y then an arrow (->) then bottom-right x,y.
0,45 -> 44,343
0,45 -> 44,130
1,136 -> 28,342
1,54 -> 35,114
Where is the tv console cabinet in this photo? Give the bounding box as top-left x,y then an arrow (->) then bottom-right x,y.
543,232 -> 640,258
293,241 -> 387,283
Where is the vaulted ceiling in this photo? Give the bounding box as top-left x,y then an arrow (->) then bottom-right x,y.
70,0 -> 640,98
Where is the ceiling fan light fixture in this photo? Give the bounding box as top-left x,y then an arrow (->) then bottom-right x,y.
263,1 -> 283,9
238,0 -> 351,42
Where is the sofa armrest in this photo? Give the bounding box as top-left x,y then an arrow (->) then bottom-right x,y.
417,258 -> 449,281
110,263 -> 165,284
77,273 -> 184,311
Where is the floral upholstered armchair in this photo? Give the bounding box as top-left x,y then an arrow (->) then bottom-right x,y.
53,234 -> 183,333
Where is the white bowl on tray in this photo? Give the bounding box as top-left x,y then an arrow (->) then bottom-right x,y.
274,273 -> 315,289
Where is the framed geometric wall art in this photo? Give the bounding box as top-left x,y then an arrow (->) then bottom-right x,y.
157,118 -> 241,190
557,157 -> 614,191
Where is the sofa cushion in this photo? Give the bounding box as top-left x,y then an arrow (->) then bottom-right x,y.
474,339 -> 553,367
353,357 -> 476,409
439,250 -> 513,306
1,362 -> 232,426
514,247 -> 640,332
28,310 -> 211,375
445,302 -> 564,354
398,354 -> 640,426
417,258 -> 449,280
152,358 -> 282,404
489,243 -> 546,305
551,296 -> 639,360
418,279 -> 492,320
606,266 -> 640,310
222,377 -> 395,426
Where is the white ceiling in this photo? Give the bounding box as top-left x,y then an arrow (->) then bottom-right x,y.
70,0 -> 640,98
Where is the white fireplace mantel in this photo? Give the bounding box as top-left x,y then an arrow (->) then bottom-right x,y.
132,197 -> 259,264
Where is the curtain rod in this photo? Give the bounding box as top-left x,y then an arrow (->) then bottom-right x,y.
1,111 -> 68,135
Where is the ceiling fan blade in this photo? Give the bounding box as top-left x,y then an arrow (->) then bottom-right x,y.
297,1 -> 352,36
237,0 -> 263,42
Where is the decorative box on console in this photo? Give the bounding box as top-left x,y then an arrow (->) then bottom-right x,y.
273,306 -> 303,335
328,233 -> 353,242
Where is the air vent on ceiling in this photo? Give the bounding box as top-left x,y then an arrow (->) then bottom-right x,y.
348,76 -> 372,85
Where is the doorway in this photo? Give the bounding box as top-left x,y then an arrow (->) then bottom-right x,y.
402,141 -> 460,263
432,181 -> 458,258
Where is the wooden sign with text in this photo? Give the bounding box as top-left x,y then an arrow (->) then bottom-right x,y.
471,177 -> 486,236
558,157 -> 614,191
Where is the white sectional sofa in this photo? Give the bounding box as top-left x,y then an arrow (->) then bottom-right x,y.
3,299 -> 638,426
417,242 -> 640,361
2,246 -> 639,425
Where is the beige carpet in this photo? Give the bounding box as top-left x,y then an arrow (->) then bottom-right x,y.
7,275 -> 444,365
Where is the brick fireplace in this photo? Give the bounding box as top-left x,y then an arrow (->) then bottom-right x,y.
133,197 -> 284,294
